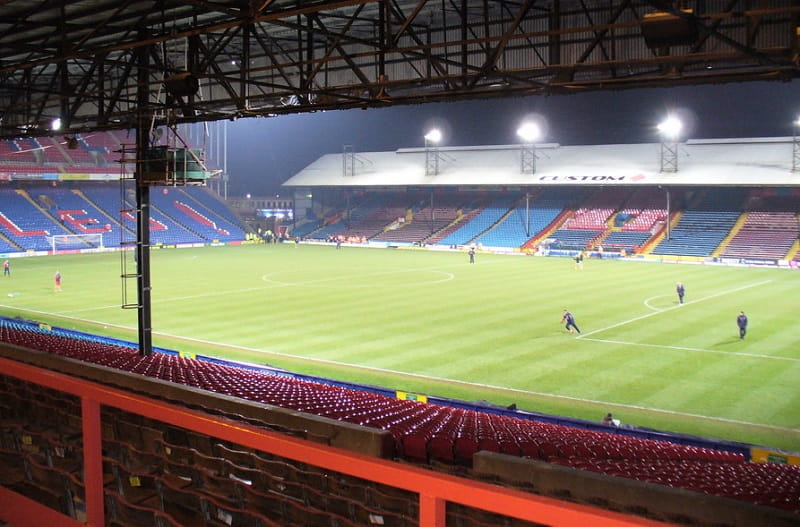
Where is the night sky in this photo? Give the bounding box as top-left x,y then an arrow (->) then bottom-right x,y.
224,80 -> 799,198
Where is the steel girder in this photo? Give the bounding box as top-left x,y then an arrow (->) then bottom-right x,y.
0,0 -> 798,139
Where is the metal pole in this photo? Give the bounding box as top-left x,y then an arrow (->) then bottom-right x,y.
525,192 -> 530,236
430,190 -> 434,234
134,41 -> 153,356
135,156 -> 153,356
666,188 -> 671,241
223,120 -> 228,200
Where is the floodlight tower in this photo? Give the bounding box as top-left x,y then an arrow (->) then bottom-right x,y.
517,122 -> 542,236
517,122 -> 541,174
424,128 -> 442,176
792,116 -> 800,172
658,116 -> 682,173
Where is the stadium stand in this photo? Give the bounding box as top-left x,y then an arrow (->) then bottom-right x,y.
0,139 -> 37,164
78,184 -> 136,245
79,130 -> 124,165
437,195 -> 517,246
292,186 -> 796,257
17,138 -> 49,165
474,205 -> 534,247
597,188 -> 670,252
0,186 -> 70,251
26,183 -> 118,246
427,205 -> 483,245
151,188 -> 245,242
566,188 -> 629,229
651,188 -> 744,257
372,197 -> 461,244
720,211 -> 798,260
182,186 -> 243,227
0,132 -> 130,185
290,216 -> 326,238
549,228 -> 602,250
0,236 -> 18,253
322,193 -> 410,241
306,221 -> 343,240
1,315 -> 798,522
651,211 -> 741,257
601,230 -> 651,252
548,188 -> 628,250
0,182 -> 247,252
33,138 -> 69,165
289,198 -> 347,240
55,135 -> 98,166
475,188 -> 576,248
741,192 -> 800,261
125,196 -> 197,246
305,194 -> 381,240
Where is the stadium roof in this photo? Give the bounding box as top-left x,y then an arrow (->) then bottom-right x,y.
283,137 -> 800,188
1,1 -> 799,140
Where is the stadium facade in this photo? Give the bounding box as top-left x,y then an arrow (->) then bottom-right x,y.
282,137 -> 800,268
284,137 -> 800,188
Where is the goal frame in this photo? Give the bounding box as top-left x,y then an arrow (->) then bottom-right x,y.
47,233 -> 104,253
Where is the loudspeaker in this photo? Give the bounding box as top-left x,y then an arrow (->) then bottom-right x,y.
641,11 -> 699,48
164,72 -> 199,98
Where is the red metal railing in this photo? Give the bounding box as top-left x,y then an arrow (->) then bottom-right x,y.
0,356 -> 671,527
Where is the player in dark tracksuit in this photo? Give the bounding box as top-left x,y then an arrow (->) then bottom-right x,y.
737,311 -> 748,339
676,282 -> 685,304
561,309 -> 581,334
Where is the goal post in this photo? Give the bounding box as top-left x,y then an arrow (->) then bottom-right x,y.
47,233 -> 104,253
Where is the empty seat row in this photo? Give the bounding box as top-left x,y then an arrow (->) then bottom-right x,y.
1,316 -> 797,514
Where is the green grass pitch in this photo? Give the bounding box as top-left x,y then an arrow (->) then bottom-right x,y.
1,243 -> 798,452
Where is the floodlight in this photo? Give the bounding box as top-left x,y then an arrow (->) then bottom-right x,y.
424,129 -> 442,144
658,116 -> 681,173
517,122 -> 541,143
424,128 -> 442,175
657,116 -> 682,140
51,118 -> 62,131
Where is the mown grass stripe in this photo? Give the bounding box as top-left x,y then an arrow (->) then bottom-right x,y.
1,245 -> 798,450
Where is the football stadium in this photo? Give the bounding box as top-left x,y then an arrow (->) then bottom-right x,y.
1,2 -> 799,527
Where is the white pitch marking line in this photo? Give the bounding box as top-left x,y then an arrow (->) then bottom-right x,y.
55,265 -> 460,315
581,337 -> 800,363
102,330 -> 800,435
643,294 -> 670,312
577,279 -> 773,339
261,268 -> 455,288
2,304 -> 796,435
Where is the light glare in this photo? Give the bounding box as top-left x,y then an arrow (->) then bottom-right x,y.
424,129 -> 442,144
658,116 -> 682,139
517,122 -> 541,143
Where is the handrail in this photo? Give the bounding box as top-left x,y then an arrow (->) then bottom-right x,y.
0,356 -> 671,527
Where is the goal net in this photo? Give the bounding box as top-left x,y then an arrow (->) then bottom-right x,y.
47,233 -> 104,253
